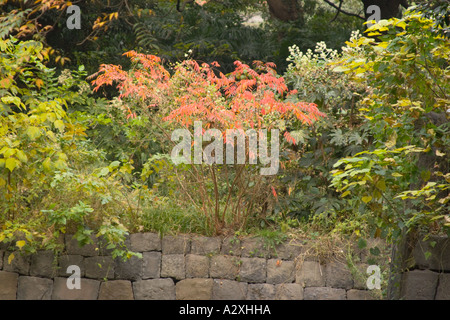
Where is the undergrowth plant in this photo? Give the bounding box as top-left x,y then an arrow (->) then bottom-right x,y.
275,32 -> 370,230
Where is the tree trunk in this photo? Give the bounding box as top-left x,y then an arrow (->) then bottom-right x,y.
387,228 -> 417,299
266,1 -> 408,22
266,0 -> 301,21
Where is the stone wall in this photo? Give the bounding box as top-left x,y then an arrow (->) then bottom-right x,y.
400,235 -> 450,300
0,232 -> 446,300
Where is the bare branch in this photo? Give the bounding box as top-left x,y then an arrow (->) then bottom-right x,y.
322,0 -> 366,20
330,0 -> 344,22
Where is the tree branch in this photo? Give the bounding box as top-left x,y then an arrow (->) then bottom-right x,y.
331,0 -> 344,22
322,0 -> 366,21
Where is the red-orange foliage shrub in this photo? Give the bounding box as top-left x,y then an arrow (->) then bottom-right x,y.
90,51 -> 325,234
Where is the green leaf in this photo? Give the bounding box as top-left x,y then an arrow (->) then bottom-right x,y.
109,161 -> 120,168
8,253 -> 14,264
376,180 -> 386,192
369,246 -> 381,256
341,190 -> 351,198
26,126 -> 41,140
421,170 -> 431,182
1,96 -> 23,109
98,167 -> 110,177
16,150 -> 28,163
357,238 -> 367,249
54,119 -> 65,132
5,157 -> 19,172
42,157 -> 52,171
332,66 -> 350,72
16,240 -> 26,249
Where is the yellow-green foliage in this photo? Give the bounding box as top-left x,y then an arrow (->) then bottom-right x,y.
0,37 -> 140,260
330,10 -> 450,241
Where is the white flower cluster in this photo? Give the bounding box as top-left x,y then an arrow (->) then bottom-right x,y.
286,30 -> 363,70
77,82 -> 91,95
341,30 -> 364,55
57,69 -> 73,84
184,49 -> 193,58
314,41 -> 339,61
286,41 -> 339,72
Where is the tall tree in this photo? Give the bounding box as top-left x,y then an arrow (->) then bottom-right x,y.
266,0 -> 409,22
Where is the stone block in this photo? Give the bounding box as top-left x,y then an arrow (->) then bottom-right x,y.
0,241 -> 8,250
247,284 -> 275,300
130,233 -> 161,252
238,257 -> 266,283
58,255 -> 84,277
275,283 -> 304,300
161,254 -> 185,280
17,276 -> 53,300
0,271 -> 18,300
114,255 -> 143,281
162,235 -> 190,254
295,260 -> 325,287
304,287 -> 346,300
221,237 -> 242,256
401,269 -> 439,300
212,279 -> 248,300
210,255 -> 239,280
30,251 -> 56,278
133,278 -> 175,300
241,237 -> 268,258
413,236 -> 450,272
85,256 -> 115,279
272,240 -> 304,260
190,236 -> 221,255
3,251 -> 30,275
436,273 -> 450,300
52,277 -> 100,300
325,260 -> 353,289
65,234 -> 99,257
352,263 -> 369,290
176,278 -> 214,300
142,251 -> 161,279
346,289 -> 377,300
266,259 -> 295,284
186,254 -> 209,278
98,280 -> 134,300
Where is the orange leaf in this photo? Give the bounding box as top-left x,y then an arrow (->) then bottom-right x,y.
35,78 -> 44,89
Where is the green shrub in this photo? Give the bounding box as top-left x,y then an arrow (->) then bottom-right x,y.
0,37 -> 140,260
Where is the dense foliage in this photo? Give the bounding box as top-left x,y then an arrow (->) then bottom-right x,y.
330,11 -> 449,242
90,50 -> 325,234
0,1 -> 448,293
0,37 -> 141,260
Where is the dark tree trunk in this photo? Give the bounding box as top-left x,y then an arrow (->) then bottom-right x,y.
266,1 -> 409,22
266,0 -> 301,21
361,0 -> 409,20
